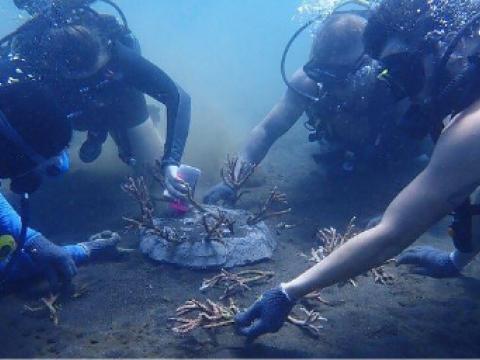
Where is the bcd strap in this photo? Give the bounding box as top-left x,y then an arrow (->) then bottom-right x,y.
0,235 -> 16,261
449,199 -> 480,253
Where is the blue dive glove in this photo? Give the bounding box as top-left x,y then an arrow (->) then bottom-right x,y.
397,246 -> 460,278
235,286 -> 295,342
203,182 -> 237,206
25,235 -> 78,291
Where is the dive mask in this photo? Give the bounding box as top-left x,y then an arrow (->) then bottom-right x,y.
304,54 -> 366,88
378,52 -> 426,100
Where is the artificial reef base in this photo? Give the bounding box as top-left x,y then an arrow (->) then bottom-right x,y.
139,205 -> 277,269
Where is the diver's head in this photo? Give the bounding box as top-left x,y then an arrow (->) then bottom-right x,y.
0,81 -> 72,194
14,0 -> 52,14
364,0 -> 440,100
40,25 -> 110,80
304,13 -> 367,90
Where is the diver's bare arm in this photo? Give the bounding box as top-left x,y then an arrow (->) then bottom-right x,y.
284,102 -> 480,299
239,69 -> 316,165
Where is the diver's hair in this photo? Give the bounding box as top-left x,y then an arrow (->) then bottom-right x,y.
311,13 -> 367,61
41,24 -> 104,73
0,81 -> 72,169
364,0 -> 480,59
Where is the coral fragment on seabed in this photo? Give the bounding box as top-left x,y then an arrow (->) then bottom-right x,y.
307,218 -> 394,286
170,298 -> 239,334
287,307 -> 328,338
247,187 -> 292,225
200,269 -> 275,299
24,293 -> 61,326
370,263 -> 395,285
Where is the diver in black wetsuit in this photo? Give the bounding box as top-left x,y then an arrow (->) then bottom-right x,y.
9,0 -> 191,198
10,0 -> 190,197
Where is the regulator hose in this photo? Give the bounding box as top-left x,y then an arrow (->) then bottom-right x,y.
280,15 -> 322,102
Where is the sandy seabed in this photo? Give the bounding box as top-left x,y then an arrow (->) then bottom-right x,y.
1,129 -> 479,359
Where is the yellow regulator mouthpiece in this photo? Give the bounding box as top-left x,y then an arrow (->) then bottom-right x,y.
0,235 -> 16,261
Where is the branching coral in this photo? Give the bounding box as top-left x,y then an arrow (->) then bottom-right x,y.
287,307 -> 328,338
24,293 -> 61,326
201,211 -> 235,242
247,187 -> 292,225
121,176 -> 155,227
23,284 -> 91,325
200,269 -> 275,299
221,155 -> 256,204
306,218 -> 394,286
170,298 -> 327,338
315,217 -> 358,258
170,298 -> 239,334
121,177 -> 183,244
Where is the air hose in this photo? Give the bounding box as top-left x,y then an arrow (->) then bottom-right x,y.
280,15 -> 322,102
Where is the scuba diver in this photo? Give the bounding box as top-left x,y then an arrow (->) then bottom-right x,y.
6,0 -> 191,199
0,59 -> 119,293
235,0 -> 480,342
204,0 -> 429,206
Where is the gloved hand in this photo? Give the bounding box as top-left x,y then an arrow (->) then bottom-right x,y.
397,246 -> 460,278
25,235 -> 78,291
164,165 -> 188,200
203,182 -> 237,206
235,286 -> 295,342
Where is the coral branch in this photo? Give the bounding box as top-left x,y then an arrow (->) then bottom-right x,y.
121,177 -> 155,227
247,187 -> 291,225
200,269 -> 274,299
287,307 -> 328,338
24,293 -> 61,325
201,211 -> 235,242
122,177 -> 184,244
170,298 -> 239,334
306,218 -> 394,286
182,184 -> 236,242
221,155 -> 256,198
